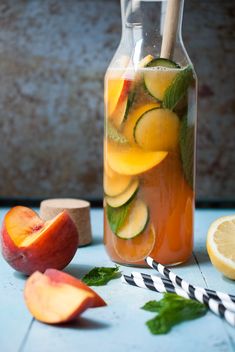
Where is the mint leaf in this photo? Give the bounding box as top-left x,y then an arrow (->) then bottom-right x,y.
82,266 -> 120,286
142,293 -> 207,334
163,66 -> 193,110
141,300 -> 164,312
106,201 -> 132,234
180,115 -> 195,188
106,121 -> 129,144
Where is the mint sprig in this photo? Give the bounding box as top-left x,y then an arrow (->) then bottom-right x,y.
82,266 -> 120,286
142,293 -> 207,334
163,66 -> 193,110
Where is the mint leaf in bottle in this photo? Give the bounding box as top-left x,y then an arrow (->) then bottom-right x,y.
106,201 -> 132,234
163,66 -> 193,110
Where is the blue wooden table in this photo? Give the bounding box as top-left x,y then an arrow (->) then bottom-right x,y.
0,207 -> 235,352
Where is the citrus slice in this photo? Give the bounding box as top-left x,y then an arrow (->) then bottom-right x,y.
207,215 -> 235,280
113,223 -> 156,262
107,141 -> 167,175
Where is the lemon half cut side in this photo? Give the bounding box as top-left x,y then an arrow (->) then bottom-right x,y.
207,215 -> 235,280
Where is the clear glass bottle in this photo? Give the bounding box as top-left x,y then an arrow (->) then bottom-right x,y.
104,0 -> 197,266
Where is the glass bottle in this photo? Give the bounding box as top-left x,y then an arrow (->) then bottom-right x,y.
103,0 -> 197,266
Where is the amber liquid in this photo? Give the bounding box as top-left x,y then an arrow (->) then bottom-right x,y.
104,65 -> 195,266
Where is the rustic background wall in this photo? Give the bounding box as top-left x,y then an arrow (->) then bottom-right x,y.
0,0 -> 234,201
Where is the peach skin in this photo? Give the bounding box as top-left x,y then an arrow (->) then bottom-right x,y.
1,206 -> 78,275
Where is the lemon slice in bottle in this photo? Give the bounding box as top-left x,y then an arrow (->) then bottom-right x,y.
207,215 -> 235,280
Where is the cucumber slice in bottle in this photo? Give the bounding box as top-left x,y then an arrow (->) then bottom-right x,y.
134,108 -> 180,151
146,58 -> 180,69
116,199 -> 149,239
106,179 -> 139,208
144,58 -> 180,101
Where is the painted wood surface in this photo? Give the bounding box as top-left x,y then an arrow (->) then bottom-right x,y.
0,208 -> 235,352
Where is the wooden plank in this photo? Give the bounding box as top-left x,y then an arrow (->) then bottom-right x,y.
21,208 -> 234,352
0,209 -> 33,352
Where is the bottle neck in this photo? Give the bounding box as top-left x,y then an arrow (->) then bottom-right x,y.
120,0 -> 184,58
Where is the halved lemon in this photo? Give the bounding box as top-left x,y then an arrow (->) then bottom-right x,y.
207,215 -> 235,280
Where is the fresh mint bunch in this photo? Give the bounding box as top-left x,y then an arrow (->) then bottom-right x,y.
142,293 -> 207,334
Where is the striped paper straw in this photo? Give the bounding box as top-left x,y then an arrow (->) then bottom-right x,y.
132,271 -> 235,304
122,274 -> 235,327
146,256 -> 235,304
131,272 -> 235,313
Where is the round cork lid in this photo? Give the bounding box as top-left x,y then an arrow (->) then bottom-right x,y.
40,198 -> 92,247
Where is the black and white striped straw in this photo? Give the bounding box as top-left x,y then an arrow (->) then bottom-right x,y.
131,271 -> 235,313
144,256 -> 235,326
146,256 -> 235,304
122,274 -> 235,327
132,271 -> 235,304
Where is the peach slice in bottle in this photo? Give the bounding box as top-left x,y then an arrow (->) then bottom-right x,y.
104,169 -> 132,197
106,179 -> 139,208
105,55 -> 132,119
106,141 -> 168,176
138,55 -> 154,68
134,108 -> 180,151
113,223 -> 156,262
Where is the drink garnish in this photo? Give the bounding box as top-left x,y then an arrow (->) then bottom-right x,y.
163,65 -> 193,110
142,293 -> 207,334
82,266 -> 120,286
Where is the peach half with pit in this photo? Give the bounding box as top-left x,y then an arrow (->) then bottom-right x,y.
24,270 -> 106,324
1,206 -> 78,275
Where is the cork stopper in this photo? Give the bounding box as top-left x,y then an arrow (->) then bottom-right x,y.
40,199 -> 92,247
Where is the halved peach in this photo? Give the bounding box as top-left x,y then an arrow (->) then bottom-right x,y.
24,271 -> 95,324
1,206 -> 78,275
44,269 -> 106,308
